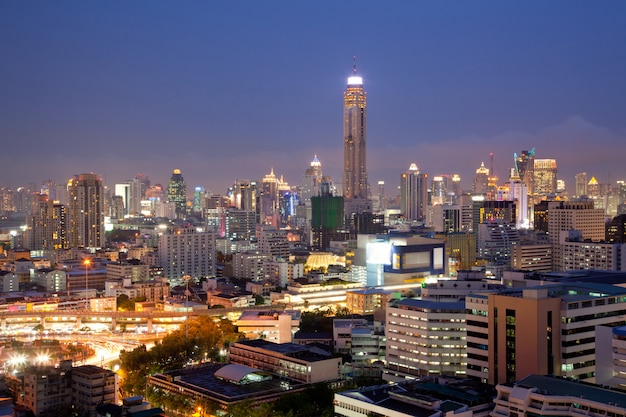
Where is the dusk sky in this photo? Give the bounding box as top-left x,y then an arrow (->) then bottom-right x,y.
2,1 -> 625,196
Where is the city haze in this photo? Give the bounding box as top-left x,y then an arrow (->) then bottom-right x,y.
1,1 -> 625,192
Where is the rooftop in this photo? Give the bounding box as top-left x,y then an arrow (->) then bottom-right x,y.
511,375 -> 626,407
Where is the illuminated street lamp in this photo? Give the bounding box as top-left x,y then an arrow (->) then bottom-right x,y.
83,259 -> 91,310
35,353 -> 50,365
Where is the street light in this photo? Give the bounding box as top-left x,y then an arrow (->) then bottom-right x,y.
83,259 -> 91,311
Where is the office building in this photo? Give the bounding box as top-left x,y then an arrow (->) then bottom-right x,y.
473,162 -> 490,195
384,279 -> 486,381
466,283 -> 626,385
67,173 -> 105,249
167,168 -> 187,219
607,214 -> 626,243
400,163 -> 428,221
562,237 -> 625,271
511,244 -> 552,272
514,148 -> 535,197
229,339 -> 342,384
335,378 -> 495,417
534,158 -> 558,196
477,221 -> 520,267
575,172 -> 589,198
311,181 -> 344,251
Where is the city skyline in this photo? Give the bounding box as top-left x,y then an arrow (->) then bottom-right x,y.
1,1 -> 625,195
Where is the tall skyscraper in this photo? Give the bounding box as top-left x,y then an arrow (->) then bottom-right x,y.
400,163 -> 428,221
575,172 -> 588,198
25,194 -> 67,250
343,61 -> 368,202
473,162 -> 490,195
533,159 -> 558,196
514,148 -> 535,197
67,173 -> 104,249
167,169 -> 187,219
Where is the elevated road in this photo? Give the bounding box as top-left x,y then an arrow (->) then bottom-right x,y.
0,304 -> 284,332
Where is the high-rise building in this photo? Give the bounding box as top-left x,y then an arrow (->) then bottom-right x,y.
25,194 -> 67,250
473,162 -> 489,195
575,172 -> 588,198
230,179 -> 257,212
400,163 -> 428,221
157,226 -> 216,283
343,62 -> 368,202
67,173 -> 104,249
311,181 -> 344,251
548,200 -> 605,271
167,169 -> 187,219
466,283 -> 626,384
301,155 -> 323,204
256,225 -> 290,259
514,148 -> 535,197
534,158 -> 558,196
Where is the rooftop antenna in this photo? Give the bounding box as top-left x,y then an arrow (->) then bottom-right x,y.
353,55 -> 357,74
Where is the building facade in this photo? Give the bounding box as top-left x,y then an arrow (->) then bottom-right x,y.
67,173 -> 105,249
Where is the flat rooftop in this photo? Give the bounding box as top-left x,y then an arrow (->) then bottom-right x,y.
512,375 -> 626,407
150,364 -> 304,403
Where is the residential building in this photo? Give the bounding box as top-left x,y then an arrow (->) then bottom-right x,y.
231,251 -> 271,280
157,226 -> 216,283
548,201 -> 605,270
256,225 -> 290,259
67,173 -> 105,249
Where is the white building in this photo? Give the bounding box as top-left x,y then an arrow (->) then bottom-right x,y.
232,251 -> 271,280
263,257 -> 303,287
157,227 -> 216,284
491,375 -> 626,417
34,268 -> 67,292
385,298 -> 466,381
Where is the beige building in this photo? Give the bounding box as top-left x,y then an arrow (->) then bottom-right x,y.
235,310 -> 301,343
228,340 -> 341,384
105,260 -> 150,282
466,283 -> 626,385
548,201 -> 605,270
511,243 -> 552,272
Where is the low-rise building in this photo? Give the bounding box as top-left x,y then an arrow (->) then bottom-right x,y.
491,375 -> 626,417
228,340 -> 342,384
335,377 -> 495,417
235,310 -> 301,343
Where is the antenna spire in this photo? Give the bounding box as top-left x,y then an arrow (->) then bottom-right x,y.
353,55 -> 357,75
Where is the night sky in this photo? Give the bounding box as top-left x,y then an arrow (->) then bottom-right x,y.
2,1 -> 625,196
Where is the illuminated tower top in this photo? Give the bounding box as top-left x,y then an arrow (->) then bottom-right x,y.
343,57 -> 368,201
167,169 -> 187,219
